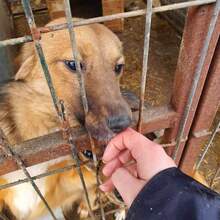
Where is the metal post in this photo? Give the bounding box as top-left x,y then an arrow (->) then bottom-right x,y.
180,41 -> 220,175
163,2 -> 220,164
172,0 -> 220,161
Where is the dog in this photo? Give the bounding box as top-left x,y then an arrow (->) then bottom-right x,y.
0,18 -> 132,219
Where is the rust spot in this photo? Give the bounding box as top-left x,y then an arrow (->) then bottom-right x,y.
30,27 -> 41,41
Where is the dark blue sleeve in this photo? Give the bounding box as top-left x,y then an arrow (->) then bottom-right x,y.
126,167 -> 220,220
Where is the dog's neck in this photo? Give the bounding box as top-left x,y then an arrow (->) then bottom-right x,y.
0,80 -> 61,145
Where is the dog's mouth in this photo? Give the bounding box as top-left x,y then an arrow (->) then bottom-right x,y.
85,115 -> 132,143
76,112 -> 132,143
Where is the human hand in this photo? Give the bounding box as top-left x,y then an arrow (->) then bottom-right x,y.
100,128 -> 176,207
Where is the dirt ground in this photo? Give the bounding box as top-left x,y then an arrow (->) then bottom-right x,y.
11,1 -> 220,218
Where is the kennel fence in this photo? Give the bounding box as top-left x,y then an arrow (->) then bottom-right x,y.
0,0 -> 220,219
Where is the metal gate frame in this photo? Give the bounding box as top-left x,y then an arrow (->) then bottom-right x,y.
0,0 -> 219,219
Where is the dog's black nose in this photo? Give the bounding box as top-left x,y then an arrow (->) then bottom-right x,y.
107,115 -> 132,133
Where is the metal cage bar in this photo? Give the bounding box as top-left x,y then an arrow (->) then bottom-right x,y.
21,0 -> 61,119
172,0 -> 220,161
0,160 -> 89,191
138,0 -> 153,132
0,0 -> 217,48
63,0 -> 106,218
0,129 -> 57,220
0,0 -> 219,218
23,0 -> 98,218
179,40 -> 220,175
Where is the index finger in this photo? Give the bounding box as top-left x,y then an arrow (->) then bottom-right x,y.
102,128 -> 153,163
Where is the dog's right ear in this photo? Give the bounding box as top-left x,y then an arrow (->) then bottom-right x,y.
15,55 -> 35,81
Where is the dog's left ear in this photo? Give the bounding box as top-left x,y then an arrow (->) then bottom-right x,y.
15,55 -> 35,81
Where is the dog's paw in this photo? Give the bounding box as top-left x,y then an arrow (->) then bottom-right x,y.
77,203 -> 89,219
114,209 -> 126,220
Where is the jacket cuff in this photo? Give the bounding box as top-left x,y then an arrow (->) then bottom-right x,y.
126,167 -> 193,219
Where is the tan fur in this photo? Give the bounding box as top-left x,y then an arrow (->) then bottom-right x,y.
0,18 -> 131,219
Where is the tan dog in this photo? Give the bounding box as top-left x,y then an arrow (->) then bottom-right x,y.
0,18 -> 132,219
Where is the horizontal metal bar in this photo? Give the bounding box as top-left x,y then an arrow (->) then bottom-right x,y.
0,138 -> 189,191
0,35 -> 33,47
0,0 -> 216,47
193,128 -> 220,138
0,105 -> 178,176
0,160 -> 89,190
0,128 -> 57,220
0,139 -> 186,191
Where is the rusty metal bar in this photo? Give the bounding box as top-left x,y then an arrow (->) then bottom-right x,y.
0,106 -> 178,176
0,35 -> 32,47
163,3 -> 220,162
172,0 -> 220,161
193,129 -> 220,138
63,1 -> 106,218
0,0 -> 216,48
63,1 -> 97,219
0,129 -> 57,220
0,139 -> 181,191
137,0 -> 153,132
195,120 -> 220,170
0,161 -> 89,191
179,41 -> 220,175
16,0 -> 63,218
21,0 -> 62,120
63,0 -> 89,114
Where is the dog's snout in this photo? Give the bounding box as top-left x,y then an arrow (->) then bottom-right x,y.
107,115 -> 132,133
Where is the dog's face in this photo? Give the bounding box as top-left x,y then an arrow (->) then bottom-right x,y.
16,18 -> 132,142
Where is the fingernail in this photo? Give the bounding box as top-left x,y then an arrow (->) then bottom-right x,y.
102,159 -> 107,164
99,184 -> 108,192
102,166 -> 109,176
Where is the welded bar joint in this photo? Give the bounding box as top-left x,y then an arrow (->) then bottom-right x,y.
0,0 -> 217,48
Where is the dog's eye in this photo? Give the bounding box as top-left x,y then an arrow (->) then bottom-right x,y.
64,60 -> 83,72
83,150 -> 93,159
115,64 -> 124,75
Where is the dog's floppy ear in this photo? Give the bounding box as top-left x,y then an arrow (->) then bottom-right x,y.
15,55 -> 35,80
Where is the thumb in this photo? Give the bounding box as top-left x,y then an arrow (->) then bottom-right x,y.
111,167 -> 146,207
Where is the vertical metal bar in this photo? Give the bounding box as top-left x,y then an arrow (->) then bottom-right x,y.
0,129 -> 57,220
21,0 -> 62,120
63,1 -> 99,219
63,0 -> 88,114
179,41 -> 220,175
195,120 -> 220,170
172,0 -> 220,160
137,0 -> 153,132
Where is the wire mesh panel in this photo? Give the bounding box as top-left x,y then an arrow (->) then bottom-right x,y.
0,0 -> 219,219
